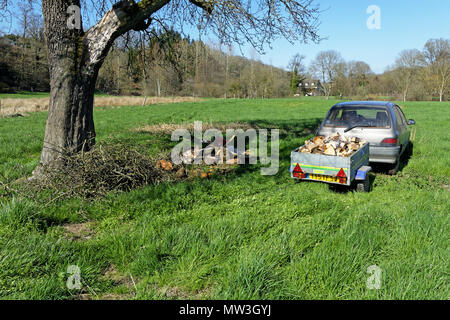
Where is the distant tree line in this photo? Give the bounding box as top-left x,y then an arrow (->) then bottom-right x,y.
0,1 -> 49,93
0,2 -> 448,101
95,29 -> 291,98
0,28 -> 291,98
299,38 -> 449,101
0,6 -> 291,100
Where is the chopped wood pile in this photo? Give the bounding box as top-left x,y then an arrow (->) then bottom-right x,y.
298,132 -> 367,157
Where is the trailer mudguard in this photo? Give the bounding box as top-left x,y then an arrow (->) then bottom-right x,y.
355,166 -> 372,181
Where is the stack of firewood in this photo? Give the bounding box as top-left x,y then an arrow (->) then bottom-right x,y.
298,132 -> 367,157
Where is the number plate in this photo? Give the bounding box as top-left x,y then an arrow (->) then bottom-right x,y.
307,174 -> 341,183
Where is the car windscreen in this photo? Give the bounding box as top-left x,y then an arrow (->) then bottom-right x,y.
322,106 -> 392,128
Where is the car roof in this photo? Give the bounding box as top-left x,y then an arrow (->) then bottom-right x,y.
333,101 -> 396,109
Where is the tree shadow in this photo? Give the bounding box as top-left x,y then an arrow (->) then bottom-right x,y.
132,118 -> 324,184
230,118 -> 323,168
398,141 -> 414,172
222,118 -> 323,177
242,117 -> 322,154
242,118 -> 323,138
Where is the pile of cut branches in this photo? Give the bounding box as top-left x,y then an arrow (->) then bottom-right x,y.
3,143 -> 241,202
32,144 -> 171,198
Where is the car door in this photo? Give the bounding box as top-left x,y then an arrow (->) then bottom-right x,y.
397,106 -> 411,146
393,105 -> 409,152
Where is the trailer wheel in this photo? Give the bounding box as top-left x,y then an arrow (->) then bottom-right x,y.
356,176 -> 370,192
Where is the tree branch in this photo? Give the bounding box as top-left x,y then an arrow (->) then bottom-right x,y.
82,0 -> 170,75
188,0 -> 214,14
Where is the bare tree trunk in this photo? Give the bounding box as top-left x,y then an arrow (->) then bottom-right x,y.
325,85 -> 331,100
37,0 -> 95,172
21,14 -> 28,91
439,80 -> 444,102
225,53 -> 228,99
139,32 -> 149,95
156,78 -> 161,97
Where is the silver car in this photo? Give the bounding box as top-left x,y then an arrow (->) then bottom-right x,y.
317,101 -> 415,174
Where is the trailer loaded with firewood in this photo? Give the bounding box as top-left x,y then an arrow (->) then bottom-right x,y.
290,132 -> 372,192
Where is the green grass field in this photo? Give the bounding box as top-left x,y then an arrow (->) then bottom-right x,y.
0,92 -> 50,99
0,97 -> 448,299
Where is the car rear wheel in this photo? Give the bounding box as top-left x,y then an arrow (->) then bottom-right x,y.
388,156 -> 400,175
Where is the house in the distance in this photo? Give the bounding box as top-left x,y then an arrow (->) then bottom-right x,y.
298,79 -> 322,96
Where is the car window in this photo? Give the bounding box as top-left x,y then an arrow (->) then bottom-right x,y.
395,106 -> 407,125
323,106 -> 391,128
393,106 -> 406,127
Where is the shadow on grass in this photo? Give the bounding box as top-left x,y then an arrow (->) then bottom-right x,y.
327,142 -> 416,193
135,117 -> 323,180
213,118 -> 323,178
243,118 -> 322,139
370,142 -> 414,175
232,118 -> 322,158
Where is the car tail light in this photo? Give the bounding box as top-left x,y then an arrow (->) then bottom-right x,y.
381,138 -> 397,144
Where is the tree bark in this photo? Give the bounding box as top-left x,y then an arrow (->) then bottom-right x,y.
37,0 -> 92,172
36,0 -> 170,174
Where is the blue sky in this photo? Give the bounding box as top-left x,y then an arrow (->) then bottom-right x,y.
242,0 -> 450,73
1,0 -> 449,74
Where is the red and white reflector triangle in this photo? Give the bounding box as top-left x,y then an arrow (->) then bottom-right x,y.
337,168 -> 346,178
293,164 -> 303,178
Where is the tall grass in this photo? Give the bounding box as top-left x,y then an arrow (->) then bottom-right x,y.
0,95 -> 198,117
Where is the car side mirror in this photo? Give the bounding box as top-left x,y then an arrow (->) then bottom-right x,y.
407,119 -> 416,125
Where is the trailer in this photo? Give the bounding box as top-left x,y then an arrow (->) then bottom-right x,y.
290,142 -> 372,192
